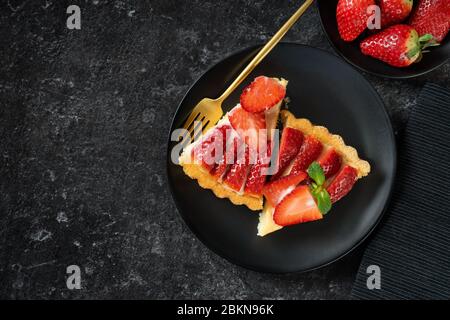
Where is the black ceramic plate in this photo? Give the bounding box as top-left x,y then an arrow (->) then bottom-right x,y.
167,43 -> 396,273
317,0 -> 450,79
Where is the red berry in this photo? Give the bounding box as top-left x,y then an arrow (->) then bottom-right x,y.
326,165 -> 358,203
380,0 -> 413,28
360,24 -> 435,67
336,0 -> 375,41
240,76 -> 286,113
211,126 -> 235,180
244,145 -> 272,197
229,105 -> 266,150
410,0 -> 450,42
318,148 -> 342,179
273,185 -> 323,227
263,171 -> 308,207
271,127 -> 304,181
192,126 -> 227,172
223,145 -> 251,192
290,136 -> 323,176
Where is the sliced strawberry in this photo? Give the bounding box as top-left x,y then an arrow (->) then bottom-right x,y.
326,165 -> 358,203
213,134 -> 247,180
263,171 -> 308,207
318,148 -> 342,179
271,127 -> 304,181
192,126 -> 227,172
290,136 -> 323,176
240,76 -> 286,113
212,160 -> 230,181
229,105 -> 266,150
223,145 -> 250,192
273,185 -> 323,227
210,125 -> 234,180
244,144 -> 272,196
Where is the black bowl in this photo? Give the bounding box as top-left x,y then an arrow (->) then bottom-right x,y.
317,0 -> 450,79
167,43 -> 396,273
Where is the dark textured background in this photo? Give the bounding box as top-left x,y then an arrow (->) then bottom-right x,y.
0,0 -> 448,299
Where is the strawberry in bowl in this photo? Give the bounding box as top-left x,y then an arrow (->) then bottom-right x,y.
360,24 -> 438,67
336,0 -> 375,41
380,0 -> 414,28
410,0 -> 450,42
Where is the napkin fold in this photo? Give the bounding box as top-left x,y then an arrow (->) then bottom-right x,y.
351,83 -> 450,300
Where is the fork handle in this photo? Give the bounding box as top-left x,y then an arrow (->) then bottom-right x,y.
217,0 -> 315,102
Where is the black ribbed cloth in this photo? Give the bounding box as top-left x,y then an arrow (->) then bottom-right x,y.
352,83 -> 450,300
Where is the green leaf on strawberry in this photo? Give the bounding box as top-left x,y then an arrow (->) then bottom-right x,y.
307,161 -> 332,215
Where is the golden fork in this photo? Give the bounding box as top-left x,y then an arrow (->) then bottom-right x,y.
182,0 -> 315,139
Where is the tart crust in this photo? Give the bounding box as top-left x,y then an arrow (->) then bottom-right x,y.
280,110 -> 371,178
180,163 -> 263,211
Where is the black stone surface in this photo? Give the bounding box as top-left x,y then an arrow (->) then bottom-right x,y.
0,0 -> 448,300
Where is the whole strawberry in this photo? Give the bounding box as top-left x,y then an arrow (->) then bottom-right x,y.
337,0 -> 376,42
410,0 -> 450,42
380,0 -> 413,28
360,25 -> 437,67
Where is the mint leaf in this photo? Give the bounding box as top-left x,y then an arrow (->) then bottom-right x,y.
316,189 -> 332,215
307,162 -> 325,186
308,162 -> 332,215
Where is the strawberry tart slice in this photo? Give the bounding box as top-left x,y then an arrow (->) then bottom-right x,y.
179,76 -> 288,211
257,110 -> 371,236
178,76 -> 371,237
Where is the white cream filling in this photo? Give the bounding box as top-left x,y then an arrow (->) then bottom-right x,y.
257,185 -> 295,237
257,204 -> 282,237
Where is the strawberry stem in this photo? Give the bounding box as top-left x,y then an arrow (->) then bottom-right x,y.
419,34 -> 440,50
407,34 -> 440,61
